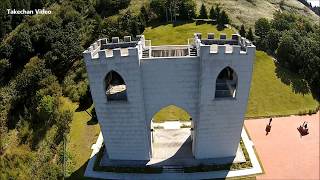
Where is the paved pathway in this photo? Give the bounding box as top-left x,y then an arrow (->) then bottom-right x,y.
245,111 -> 319,180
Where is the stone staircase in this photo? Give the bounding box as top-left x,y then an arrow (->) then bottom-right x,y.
162,166 -> 184,173
142,49 -> 150,58
189,46 -> 197,56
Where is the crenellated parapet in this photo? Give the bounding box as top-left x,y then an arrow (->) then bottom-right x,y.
83,33 -> 255,64
194,33 -> 255,57
83,35 -> 144,65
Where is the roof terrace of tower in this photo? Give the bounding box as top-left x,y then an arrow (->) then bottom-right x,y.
99,36 -> 142,50
83,33 -> 254,61
83,35 -> 144,59
193,33 -> 252,47
190,33 -> 254,54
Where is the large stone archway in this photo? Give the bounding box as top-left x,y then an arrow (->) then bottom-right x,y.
149,105 -> 194,163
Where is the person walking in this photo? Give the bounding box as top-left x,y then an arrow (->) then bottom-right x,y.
266,118 -> 272,135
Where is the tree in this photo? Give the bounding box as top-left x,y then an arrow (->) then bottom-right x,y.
11,30 -> 34,67
55,110 -> 73,143
298,37 -> 320,92
15,57 -> 51,97
178,0 -> 196,20
276,30 -> 301,71
0,42 -> 12,60
150,0 -> 166,21
30,0 -> 47,9
246,28 -> 254,41
209,6 -> 215,19
198,3 -> 208,19
140,6 -> 149,24
266,29 -> 280,53
118,10 -> 143,37
44,25 -> 83,79
0,0 -> 12,40
0,59 -> 10,83
95,0 -> 130,17
217,10 -> 229,29
271,11 -> 296,31
255,18 -> 270,38
37,95 -> 57,125
10,0 -> 31,28
239,25 -> 246,37
36,75 -> 62,99
214,5 -> 221,21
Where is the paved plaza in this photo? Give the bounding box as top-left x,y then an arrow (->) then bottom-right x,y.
148,128 -> 245,166
100,127 -> 246,167
245,111 -> 320,180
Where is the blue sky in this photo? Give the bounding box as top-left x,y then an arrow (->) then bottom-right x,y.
306,0 -> 319,7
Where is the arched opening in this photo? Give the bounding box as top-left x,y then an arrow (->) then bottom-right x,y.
215,67 -> 238,98
149,105 -> 194,165
105,70 -> 127,101
152,105 -> 191,123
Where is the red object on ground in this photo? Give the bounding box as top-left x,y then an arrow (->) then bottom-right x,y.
245,111 -> 319,180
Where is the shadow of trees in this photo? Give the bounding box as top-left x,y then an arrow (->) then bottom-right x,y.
76,88 -> 93,112
67,160 -> 90,180
87,115 -> 98,126
75,88 -> 98,125
275,62 -> 311,95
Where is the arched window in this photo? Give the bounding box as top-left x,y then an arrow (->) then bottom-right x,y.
105,71 -> 127,101
215,67 -> 237,98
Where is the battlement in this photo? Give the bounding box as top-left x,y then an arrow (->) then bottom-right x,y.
193,33 -> 255,56
83,35 -> 144,62
83,33 -> 255,63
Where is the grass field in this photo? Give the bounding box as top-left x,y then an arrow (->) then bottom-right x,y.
153,105 -> 191,122
60,97 -> 100,179
144,23 -> 234,45
246,51 -> 318,117
143,22 -> 319,120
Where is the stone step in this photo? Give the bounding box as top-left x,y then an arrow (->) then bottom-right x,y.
142,50 -> 150,58
190,49 -> 197,56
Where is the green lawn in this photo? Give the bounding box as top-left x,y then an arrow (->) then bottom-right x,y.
144,22 -> 235,45
60,97 -> 100,179
143,22 -> 319,119
153,105 -> 191,122
246,51 -> 318,117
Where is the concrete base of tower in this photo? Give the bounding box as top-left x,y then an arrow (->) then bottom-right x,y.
99,128 -> 245,167
84,127 -> 263,179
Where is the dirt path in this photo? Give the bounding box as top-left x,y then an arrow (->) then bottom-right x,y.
245,111 -> 319,180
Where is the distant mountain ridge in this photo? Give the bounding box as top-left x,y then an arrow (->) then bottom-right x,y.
124,0 -> 319,27
298,0 -> 320,15
197,0 -> 319,27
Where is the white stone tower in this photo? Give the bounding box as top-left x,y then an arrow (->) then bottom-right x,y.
83,33 -> 255,161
